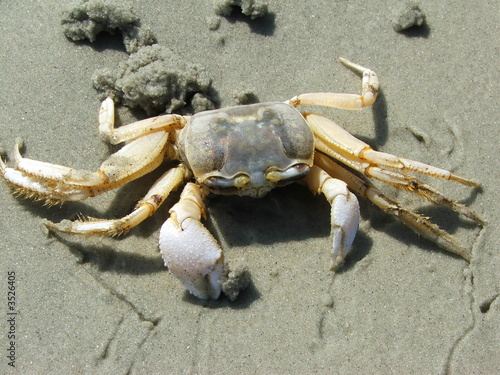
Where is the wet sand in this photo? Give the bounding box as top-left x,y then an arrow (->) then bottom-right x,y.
1,1 -> 498,373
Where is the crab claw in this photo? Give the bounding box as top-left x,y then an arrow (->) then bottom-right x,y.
328,188 -> 360,271
159,183 -> 224,300
305,166 -> 360,271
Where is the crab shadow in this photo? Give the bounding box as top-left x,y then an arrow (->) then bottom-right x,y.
206,184 -> 329,246
355,89 -> 389,148
48,232 -> 165,276
203,184 -> 373,268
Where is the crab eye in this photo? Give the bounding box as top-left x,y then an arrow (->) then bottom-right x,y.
266,163 -> 310,183
203,174 -> 250,193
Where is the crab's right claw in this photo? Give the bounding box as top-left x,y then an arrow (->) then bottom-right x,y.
159,183 -> 224,300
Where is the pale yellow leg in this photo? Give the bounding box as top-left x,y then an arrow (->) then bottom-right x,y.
2,131 -> 169,203
285,57 -> 379,110
98,98 -> 187,144
306,113 -> 483,225
45,164 -> 188,235
306,113 -> 479,186
314,153 -> 474,261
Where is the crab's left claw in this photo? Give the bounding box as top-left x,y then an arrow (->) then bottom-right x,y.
159,183 -> 224,300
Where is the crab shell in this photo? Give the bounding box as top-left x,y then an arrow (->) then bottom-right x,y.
178,102 -> 315,197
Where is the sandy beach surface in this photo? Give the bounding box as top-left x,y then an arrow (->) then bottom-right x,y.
1,1 -> 498,374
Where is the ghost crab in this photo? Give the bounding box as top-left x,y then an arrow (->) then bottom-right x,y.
1,58 -> 483,299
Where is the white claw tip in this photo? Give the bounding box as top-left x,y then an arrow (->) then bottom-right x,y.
159,217 -> 224,300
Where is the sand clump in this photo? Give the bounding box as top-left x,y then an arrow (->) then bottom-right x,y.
92,45 -> 214,115
61,0 -> 157,53
391,2 -> 426,32
62,0 -> 215,114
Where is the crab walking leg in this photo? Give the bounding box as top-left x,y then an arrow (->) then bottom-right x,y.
314,153 -> 473,261
98,98 -> 187,144
286,57 -> 379,110
45,164 -> 188,236
2,132 -> 169,202
1,152 -> 90,203
363,167 -> 484,224
307,113 -> 483,224
304,165 -> 360,271
159,183 -> 224,300
306,113 -> 479,186
314,136 -> 483,225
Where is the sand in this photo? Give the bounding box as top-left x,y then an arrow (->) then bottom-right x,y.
1,1 -> 498,373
